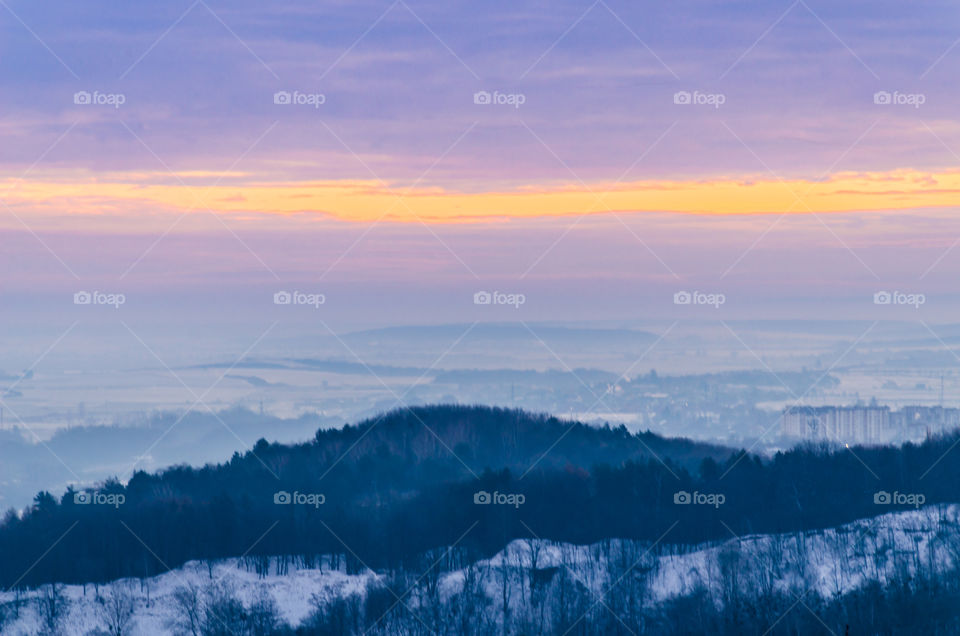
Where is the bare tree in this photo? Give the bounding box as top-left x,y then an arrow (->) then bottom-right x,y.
246,589 -> 282,636
717,540 -> 747,627
35,583 -> 69,636
97,581 -> 137,636
306,590 -> 363,635
169,582 -> 203,636
0,600 -> 16,634
497,544 -> 513,636
450,563 -> 493,636
201,580 -> 247,636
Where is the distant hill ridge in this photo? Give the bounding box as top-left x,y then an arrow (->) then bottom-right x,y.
302,404 -> 732,477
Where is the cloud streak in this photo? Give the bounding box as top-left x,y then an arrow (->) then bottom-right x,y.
4,168 -> 960,226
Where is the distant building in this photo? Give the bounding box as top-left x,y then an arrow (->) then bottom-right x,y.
782,406 -> 891,445
897,406 -> 960,441
781,405 -> 960,445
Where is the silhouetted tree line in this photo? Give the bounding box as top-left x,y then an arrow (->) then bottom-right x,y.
0,404 -> 956,592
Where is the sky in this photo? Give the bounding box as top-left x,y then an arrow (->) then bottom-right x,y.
1,0 -> 960,331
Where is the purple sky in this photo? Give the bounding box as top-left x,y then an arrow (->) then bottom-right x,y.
1,0 -> 959,328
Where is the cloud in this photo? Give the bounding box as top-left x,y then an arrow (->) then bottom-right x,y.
3,168 -> 960,227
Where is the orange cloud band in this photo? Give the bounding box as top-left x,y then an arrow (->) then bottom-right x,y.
2,168 -> 958,223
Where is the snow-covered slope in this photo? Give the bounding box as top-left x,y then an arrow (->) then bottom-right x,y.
442,504 -> 960,608
2,505 -> 958,635
0,557 -> 377,636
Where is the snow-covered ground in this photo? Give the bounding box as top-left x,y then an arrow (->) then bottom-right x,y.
2,505 -> 959,634
0,557 -> 377,635
441,504 -> 960,607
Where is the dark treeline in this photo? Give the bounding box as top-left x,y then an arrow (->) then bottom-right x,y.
0,404 -> 956,590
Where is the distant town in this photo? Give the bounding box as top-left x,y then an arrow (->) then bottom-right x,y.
781,405 -> 960,445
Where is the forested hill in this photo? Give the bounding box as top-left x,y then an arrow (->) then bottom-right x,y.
0,405 -> 733,588
307,404 -> 733,478
3,404 -> 959,591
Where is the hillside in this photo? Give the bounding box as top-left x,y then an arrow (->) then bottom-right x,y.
2,505 -> 959,635
307,404 -> 733,478
3,404 -> 960,597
